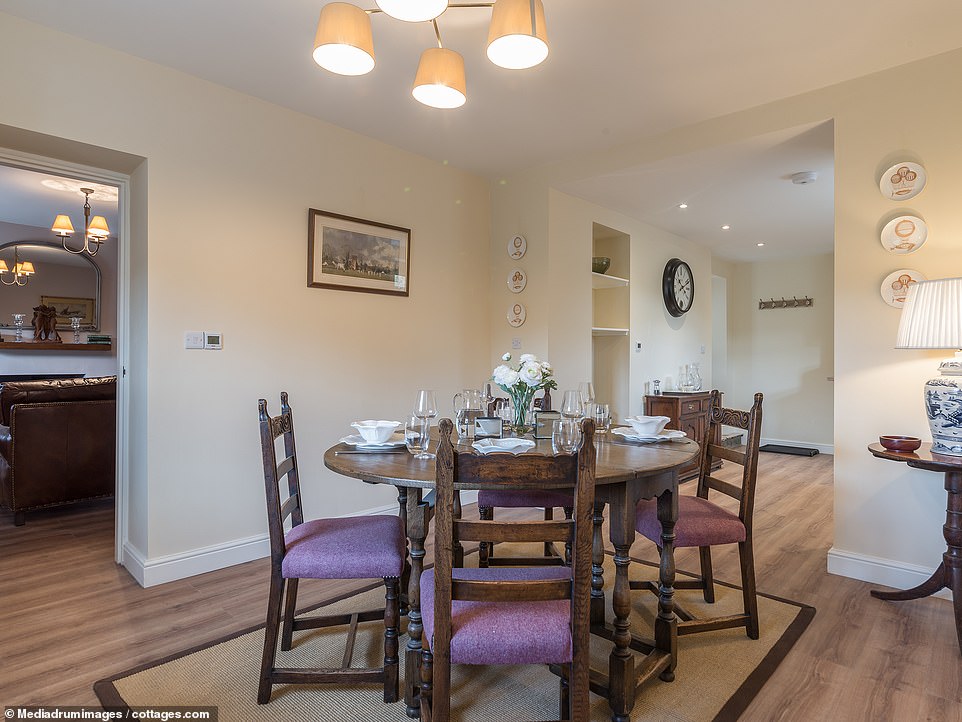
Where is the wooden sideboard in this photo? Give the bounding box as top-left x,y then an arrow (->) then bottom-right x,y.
644,391 -> 722,481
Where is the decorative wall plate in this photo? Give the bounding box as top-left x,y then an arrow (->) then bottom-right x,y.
879,162 -> 926,201
880,215 -> 927,254
507,302 -> 527,327
507,234 -> 527,260
880,268 -> 926,308
507,268 -> 527,293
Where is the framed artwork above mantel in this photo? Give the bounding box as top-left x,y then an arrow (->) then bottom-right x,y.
308,209 -> 410,297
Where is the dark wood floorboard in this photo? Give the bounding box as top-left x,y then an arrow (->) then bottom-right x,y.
0,452 -> 959,720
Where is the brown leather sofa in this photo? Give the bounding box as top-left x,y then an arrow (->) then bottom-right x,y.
0,376 -> 116,525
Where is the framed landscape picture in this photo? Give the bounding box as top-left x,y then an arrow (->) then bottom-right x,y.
40,296 -> 95,329
308,209 -> 410,297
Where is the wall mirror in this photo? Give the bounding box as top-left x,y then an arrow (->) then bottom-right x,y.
0,241 -> 101,330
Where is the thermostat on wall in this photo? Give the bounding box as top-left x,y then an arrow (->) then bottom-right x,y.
204,332 -> 223,350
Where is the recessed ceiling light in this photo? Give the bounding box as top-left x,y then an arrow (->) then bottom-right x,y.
757,243 -> 765,247
678,203 -> 688,209
721,225 -> 731,230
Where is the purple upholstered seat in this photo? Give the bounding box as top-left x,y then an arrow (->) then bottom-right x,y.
636,494 -> 746,548
477,488 -> 573,509
421,566 -> 573,665
282,515 -> 405,580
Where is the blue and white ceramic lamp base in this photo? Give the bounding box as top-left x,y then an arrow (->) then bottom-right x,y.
925,357 -> 962,456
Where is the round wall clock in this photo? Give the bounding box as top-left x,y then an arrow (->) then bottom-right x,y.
507,268 -> 527,293
507,234 -> 527,260
662,258 -> 694,317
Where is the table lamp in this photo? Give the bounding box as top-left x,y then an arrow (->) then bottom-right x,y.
896,277 -> 962,455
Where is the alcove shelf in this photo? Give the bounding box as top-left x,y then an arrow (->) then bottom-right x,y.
591,272 -> 630,289
591,327 -> 630,336
0,342 -> 111,351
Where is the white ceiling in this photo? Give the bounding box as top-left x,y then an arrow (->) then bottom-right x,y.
0,1 -> 951,259
559,121 -> 835,262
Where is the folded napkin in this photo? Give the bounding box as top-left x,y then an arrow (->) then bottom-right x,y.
471,438 -> 536,455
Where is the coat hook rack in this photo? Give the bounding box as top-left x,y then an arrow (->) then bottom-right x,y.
758,296 -> 814,310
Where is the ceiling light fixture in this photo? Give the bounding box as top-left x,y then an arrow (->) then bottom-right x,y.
0,246 -> 36,287
721,225 -> 731,230
312,0 -> 550,109
757,243 -> 765,247
51,187 -> 110,256
678,203 -> 688,209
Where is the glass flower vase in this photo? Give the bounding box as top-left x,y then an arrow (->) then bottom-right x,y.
506,391 -> 535,437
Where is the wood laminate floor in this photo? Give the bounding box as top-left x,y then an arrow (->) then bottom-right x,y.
0,452 -> 959,720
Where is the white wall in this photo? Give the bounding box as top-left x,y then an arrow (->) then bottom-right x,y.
0,13 -> 491,582
490,46 -> 962,592
489,188 -> 712,424
723,254 -> 835,449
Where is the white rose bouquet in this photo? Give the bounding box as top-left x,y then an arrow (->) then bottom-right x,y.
491,352 -> 557,434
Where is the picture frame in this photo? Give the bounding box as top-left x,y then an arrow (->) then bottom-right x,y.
474,417 -> 504,439
308,208 -> 410,297
533,411 -> 561,439
40,296 -> 95,329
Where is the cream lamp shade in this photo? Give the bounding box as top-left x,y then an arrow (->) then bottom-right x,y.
17,261 -> 35,275
51,214 -> 75,236
87,215 -> 110,239
376,0 -> 448,23
486,0 -> 549,70
313,2 -> 376,76
896,277 -> 962,349
896,277 -> 962,456
412,47 -> 466,108
0,260 -> 8,273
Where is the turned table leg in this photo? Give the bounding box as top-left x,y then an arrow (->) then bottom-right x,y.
606,491 -> 636,722
655,486 -> 678,681
404,490 -> 431,718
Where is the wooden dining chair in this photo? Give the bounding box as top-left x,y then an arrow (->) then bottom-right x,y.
420,418 -> 596,721
631,390 -> 764,638
257,393 -> 405,704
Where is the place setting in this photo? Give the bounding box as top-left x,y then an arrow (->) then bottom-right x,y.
610,414 -> 688,444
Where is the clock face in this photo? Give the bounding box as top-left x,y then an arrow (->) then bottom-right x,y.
663,258 -> 694,317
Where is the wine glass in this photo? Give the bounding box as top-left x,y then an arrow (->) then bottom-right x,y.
578,381 -> 595,408
412,390 -> 438,459
561,390 -> 584,420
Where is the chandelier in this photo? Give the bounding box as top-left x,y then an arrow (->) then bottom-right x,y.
51,187 -> 110,257
0,246 -> 36,287
313,0 -> 549,109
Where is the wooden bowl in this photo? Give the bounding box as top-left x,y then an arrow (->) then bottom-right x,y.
879,435 -> 922,452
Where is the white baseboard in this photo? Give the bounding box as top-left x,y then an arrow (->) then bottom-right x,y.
760,436 -> 834,455
826,547 -> 951,601
121,491 -> 480,587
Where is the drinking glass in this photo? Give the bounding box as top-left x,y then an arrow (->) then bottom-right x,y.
404,415 -> 430,458
592,403 -> 610,435
412,390 -> 437,459
578,381 -> 595,407
552,419 -> 583,454
561,390 -> 584,419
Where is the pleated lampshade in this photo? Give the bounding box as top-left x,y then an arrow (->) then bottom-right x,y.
896,278 -> 962,349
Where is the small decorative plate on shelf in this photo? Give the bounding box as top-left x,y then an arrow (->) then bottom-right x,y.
880,268 -> 926,308
879,162 -> 926,201
507,302 -> 527,327
507,234 -> 527,260
507,268 -> 527,293
880,215 -> 927,254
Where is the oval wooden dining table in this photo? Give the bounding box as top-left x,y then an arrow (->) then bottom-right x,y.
324,432 -> 699,722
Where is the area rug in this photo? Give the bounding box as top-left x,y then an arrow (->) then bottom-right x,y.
95,551 -> 813,721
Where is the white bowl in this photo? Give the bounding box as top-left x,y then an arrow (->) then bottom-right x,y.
350,420 -> 401,444
625,415 -> 670,436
